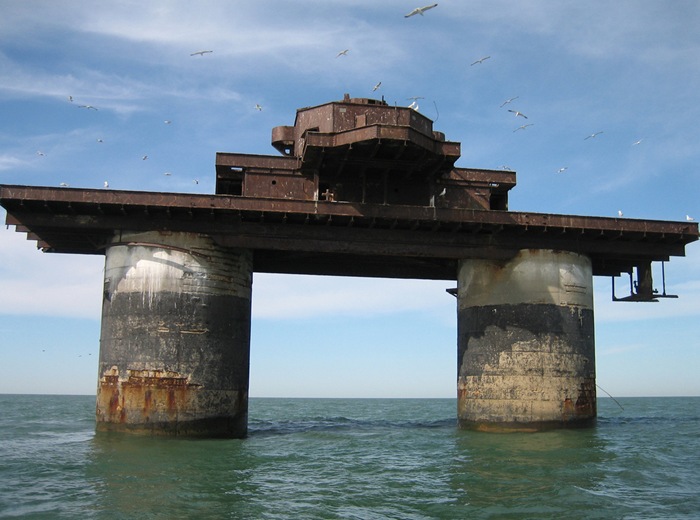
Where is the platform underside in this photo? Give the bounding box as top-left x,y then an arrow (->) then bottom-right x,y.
1,184 -> 697,280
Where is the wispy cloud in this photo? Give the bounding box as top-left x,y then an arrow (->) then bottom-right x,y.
0,223 -> 104,319
252,274 -> 455,321
0,154 -> 28,172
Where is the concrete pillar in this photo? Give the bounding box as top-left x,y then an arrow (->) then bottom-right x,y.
96,231 -> 252,438
457,249 -> 596,432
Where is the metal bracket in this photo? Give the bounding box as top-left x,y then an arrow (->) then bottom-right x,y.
612,261 -> 678,302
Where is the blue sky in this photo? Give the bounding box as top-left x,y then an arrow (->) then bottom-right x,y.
1,1 -> 699,397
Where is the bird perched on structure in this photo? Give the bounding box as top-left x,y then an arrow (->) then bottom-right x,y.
408,100 -> 420,111
190,50 -> 213,56
405,3 -> 438,17
103,181 -> 109,188
687,215 -> 695,221
508,109 -> 527,119
584,131 -> 603,140
471,56 -> 491,66
618,210 -> 624,217
336,49 -> 349,58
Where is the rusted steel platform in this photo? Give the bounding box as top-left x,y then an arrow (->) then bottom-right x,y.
2,94 -> 698,435
1,94 -> 697,282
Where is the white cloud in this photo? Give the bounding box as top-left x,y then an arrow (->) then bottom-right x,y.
0,225 -> 104,319
252,273 -> 456,321
0,154 -> 27,172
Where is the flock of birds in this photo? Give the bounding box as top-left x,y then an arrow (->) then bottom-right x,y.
49,91 -> 205,189
34,2 -> 694,223
43,4 -> 444,192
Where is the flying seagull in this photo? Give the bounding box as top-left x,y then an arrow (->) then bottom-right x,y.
632,138 -> 643,146
500,96 -> 519,108
514,124 -> 533,132
163,172 -> 172,176
406,96 -> 424,101
556,167 -> 568,174
78,104 -> 97,110
584,131 -> 603,140
508,109 -> 528,119
164,120 -> 172,124
471,56 -> 491,66
405,3 -> 438,17
96,138 -> 103,143
254,104 -> 263,111
36,151 -> 45,156
142,155 -> 148,160
68,95 -> 73,103
190,50 -> 213,56
336,49 -> 349,58
372,81 -> 382,92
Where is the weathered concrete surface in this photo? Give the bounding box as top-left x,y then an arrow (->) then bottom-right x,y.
96,231 -> 252,437
457,249 -> 596,431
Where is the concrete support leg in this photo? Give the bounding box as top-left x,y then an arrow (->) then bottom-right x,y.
96,231 -> 253,437
457,249 -> 596,432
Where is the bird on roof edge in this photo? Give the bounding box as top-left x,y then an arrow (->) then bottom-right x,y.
405,3 -> 438,17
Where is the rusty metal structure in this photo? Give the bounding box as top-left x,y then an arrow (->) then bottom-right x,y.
1,94 -> 697,436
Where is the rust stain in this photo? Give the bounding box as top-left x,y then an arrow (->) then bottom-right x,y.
562,380 -> 596,421
562,397 -> 575,417
575,380 -> 596,416
97,367 -> 201,426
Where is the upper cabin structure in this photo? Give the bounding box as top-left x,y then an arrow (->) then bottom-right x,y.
216,93 -> 513,211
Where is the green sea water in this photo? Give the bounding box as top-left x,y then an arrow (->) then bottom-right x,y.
1,395 -> 698,519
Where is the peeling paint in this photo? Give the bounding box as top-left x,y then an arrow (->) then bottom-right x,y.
97,231 -> 252,438
457,250 -> 596,431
